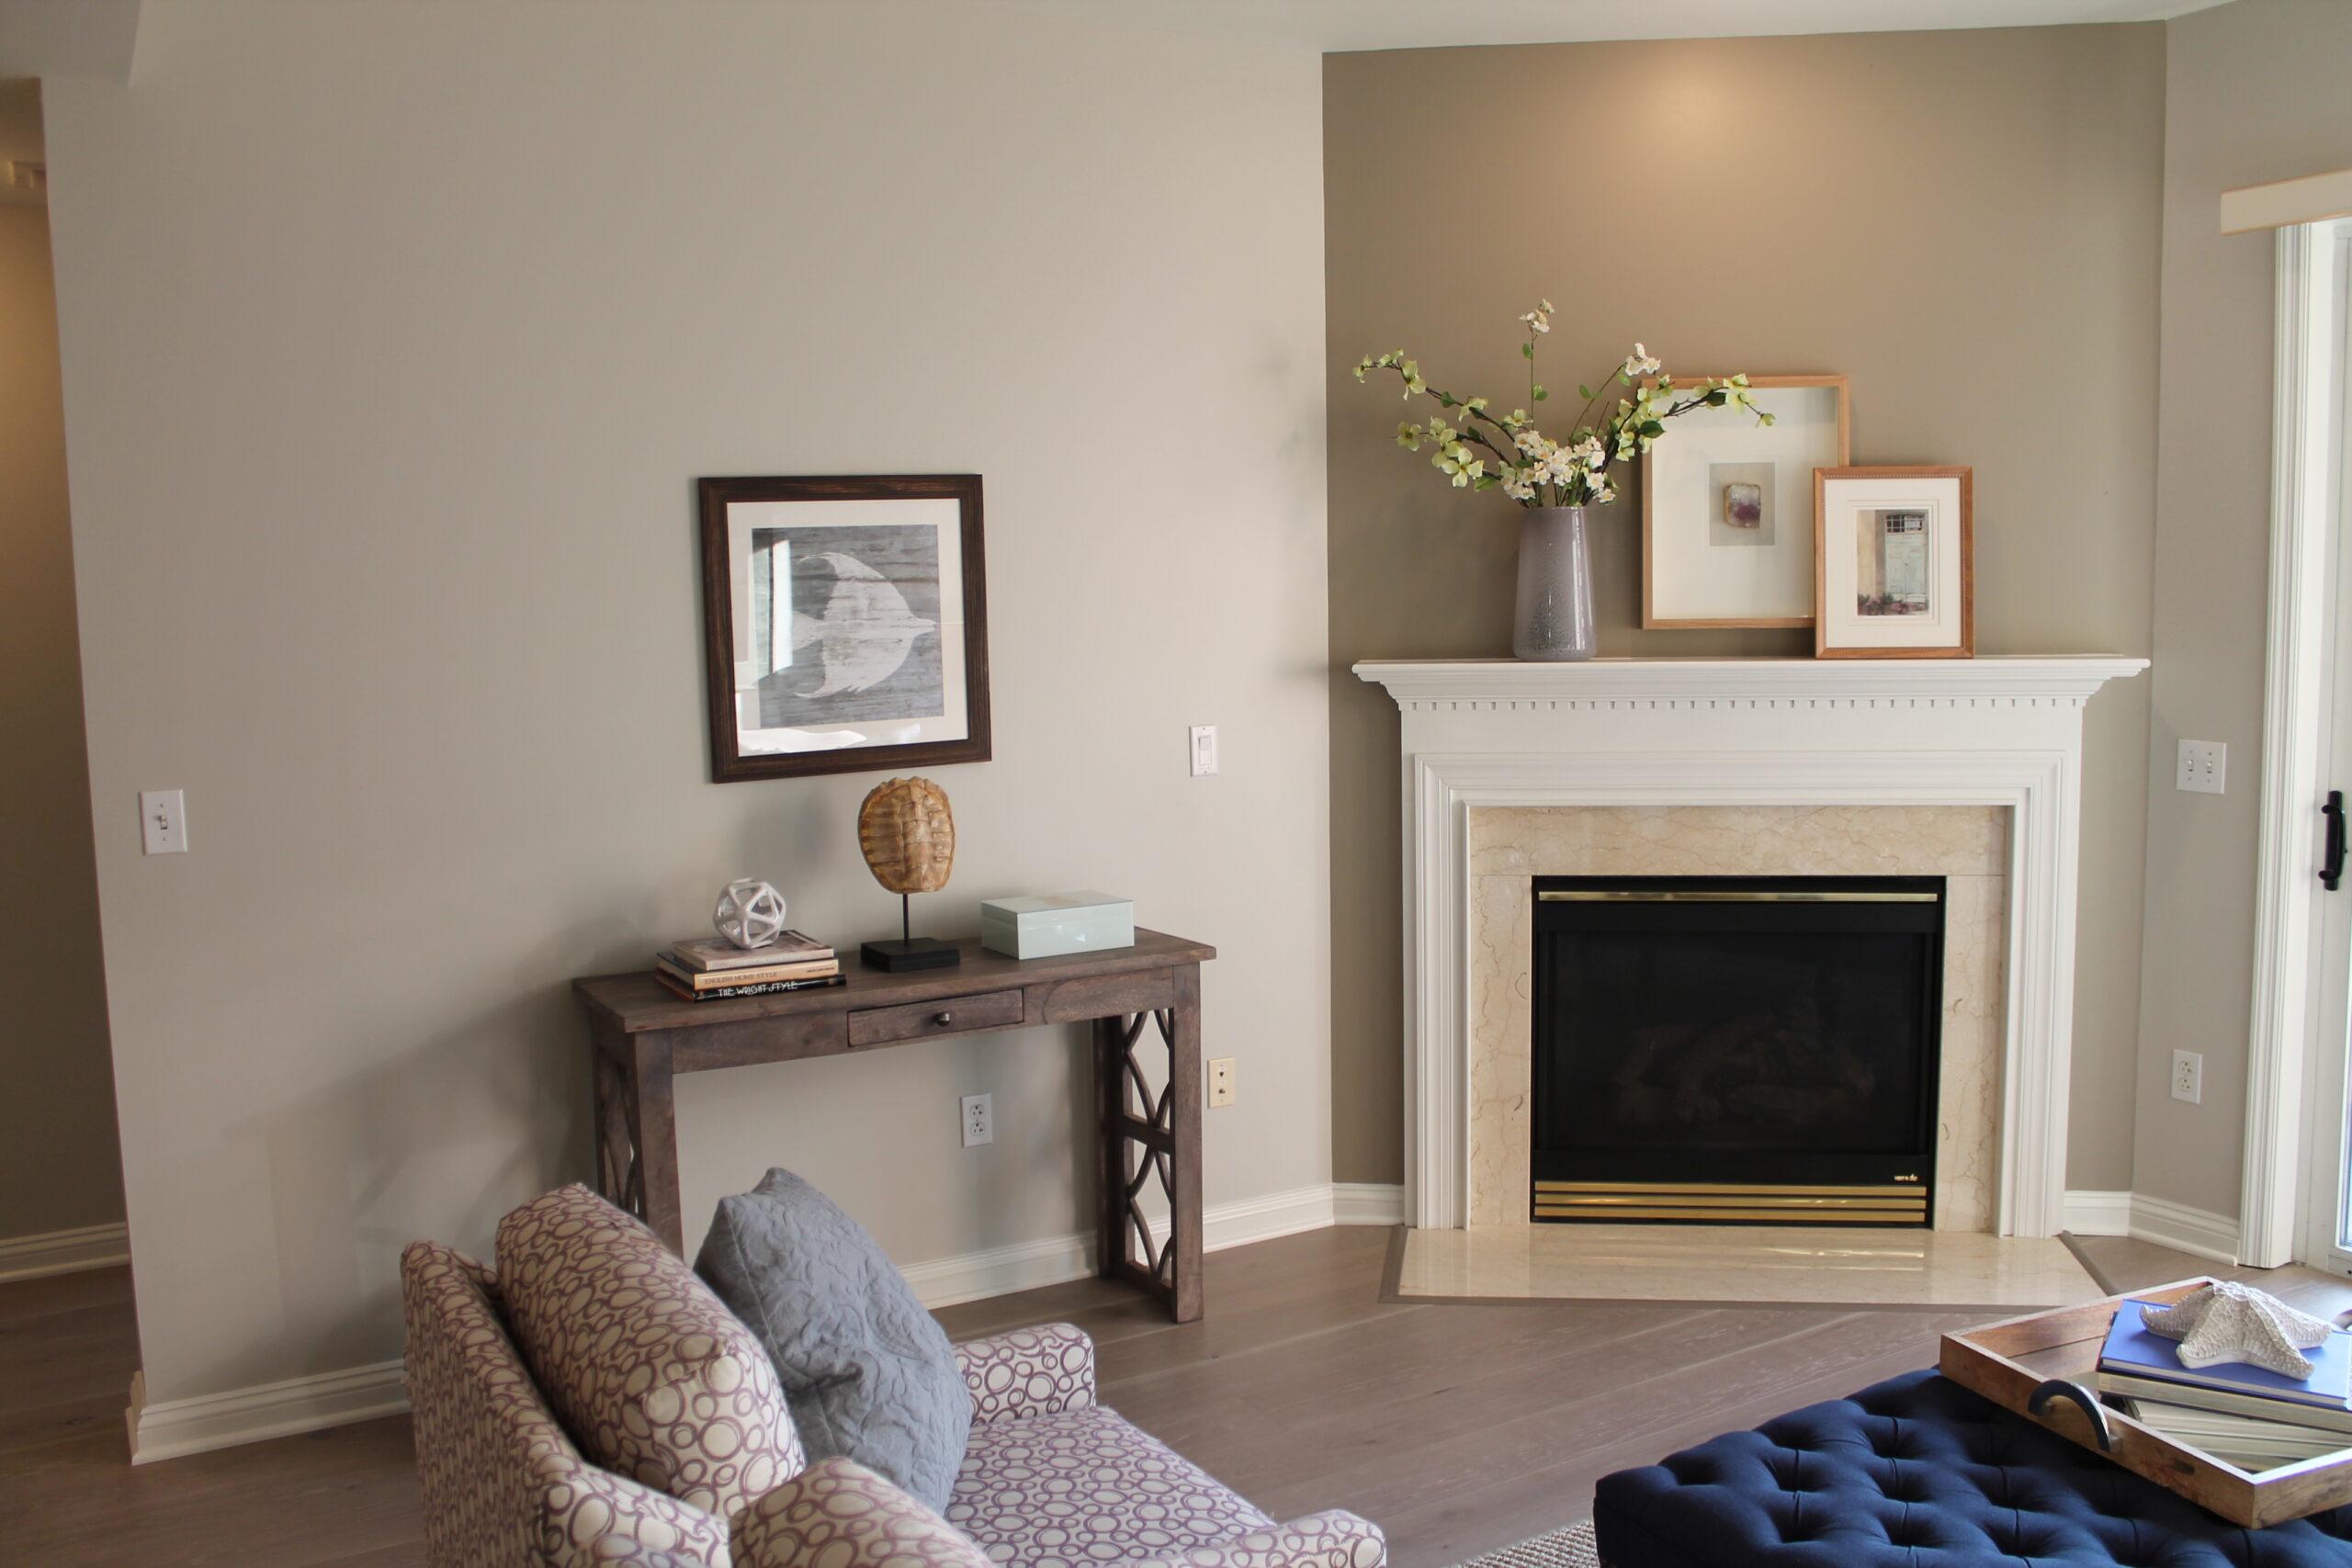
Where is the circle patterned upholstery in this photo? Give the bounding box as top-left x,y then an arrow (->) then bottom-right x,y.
1596,1370 -> 2352,1566
497,1184 -> 805,1525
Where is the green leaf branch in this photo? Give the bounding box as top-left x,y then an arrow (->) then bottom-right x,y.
1351,303 -> 1774,509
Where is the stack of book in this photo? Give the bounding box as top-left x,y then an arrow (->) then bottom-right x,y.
2097,1297 -> 2352,1472
653,931 -> 842,1002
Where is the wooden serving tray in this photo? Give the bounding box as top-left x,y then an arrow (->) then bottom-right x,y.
1940,1278 -> 2352,1528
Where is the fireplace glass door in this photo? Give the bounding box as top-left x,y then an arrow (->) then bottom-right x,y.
1531,874 -> 1944,1225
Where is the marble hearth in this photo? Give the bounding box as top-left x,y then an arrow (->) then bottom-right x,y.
1469,804 -> 2007,1231
1356,657 -> 2148,1239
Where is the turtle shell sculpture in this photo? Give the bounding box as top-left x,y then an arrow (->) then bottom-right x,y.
858,777 -> 955,895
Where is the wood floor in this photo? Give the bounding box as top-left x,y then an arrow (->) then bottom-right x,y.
1,1226 -> 2326,1566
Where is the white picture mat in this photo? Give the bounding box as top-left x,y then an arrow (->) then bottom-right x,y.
1817,475 -> 1966,649
1647,382 -> 1844,621
725,496 -> 968,754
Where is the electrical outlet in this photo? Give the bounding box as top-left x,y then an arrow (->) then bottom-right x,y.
2172,1049 -> 2203,1104
1207,1056 -> 1236,1108
960,1092 -> 992,1147
1189,725 -> 1218,777
140,789 -> 187,855
2176,739 -> 2227,795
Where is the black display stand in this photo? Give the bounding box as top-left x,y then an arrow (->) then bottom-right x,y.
861,893 -> 961,972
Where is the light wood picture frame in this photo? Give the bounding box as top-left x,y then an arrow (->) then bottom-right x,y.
1641,373 -> 1850,628
1813,465 -> 1974,659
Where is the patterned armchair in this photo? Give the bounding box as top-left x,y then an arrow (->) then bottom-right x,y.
402,1197 -> 1385,1568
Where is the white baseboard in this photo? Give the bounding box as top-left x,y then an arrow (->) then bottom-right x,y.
904,1182 -> 1351,1311
121,1180 -> 1382,1463
2060,1189 -> 2239,1262
900,1229 -> 1096,1311
1331,1182 -> 1407,1225
128,1359 -> 409,1465
2127,1193 -> 2243,1266
0,1222 -> 129,1282
2061,1190 -> 2133,1236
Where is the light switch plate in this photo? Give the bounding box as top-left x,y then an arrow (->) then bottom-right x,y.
140,790 -> 187,855
1189,725 -> 1218,777
2176,739 -> 2226,795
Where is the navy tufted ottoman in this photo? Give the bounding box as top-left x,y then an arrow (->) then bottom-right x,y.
1594,1369 -> 2352,1566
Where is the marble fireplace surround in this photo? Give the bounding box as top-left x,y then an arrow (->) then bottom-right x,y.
1468,805 -> 2007,1231
1354,657 -> 2148,1238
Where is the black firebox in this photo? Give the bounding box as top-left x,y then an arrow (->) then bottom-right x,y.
1530,874 -> 1944,1226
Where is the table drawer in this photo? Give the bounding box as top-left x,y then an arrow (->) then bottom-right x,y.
849,987 -> 1026,1048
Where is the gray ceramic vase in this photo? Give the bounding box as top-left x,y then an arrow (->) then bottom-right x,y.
1512,504 -> 1597,661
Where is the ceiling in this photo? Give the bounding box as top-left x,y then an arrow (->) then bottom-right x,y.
993,0 -> 2233,51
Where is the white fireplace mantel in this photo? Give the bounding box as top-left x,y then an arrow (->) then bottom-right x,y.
1354,655 -> 2148,1238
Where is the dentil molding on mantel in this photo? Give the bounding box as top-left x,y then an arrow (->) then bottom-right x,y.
1352,656 -> 2150,708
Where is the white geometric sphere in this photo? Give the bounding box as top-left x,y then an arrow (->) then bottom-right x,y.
713,877 -> 787,950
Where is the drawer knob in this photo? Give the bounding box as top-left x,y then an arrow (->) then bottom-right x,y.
934,1010 -> 954,1026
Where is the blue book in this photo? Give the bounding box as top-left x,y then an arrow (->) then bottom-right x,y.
2099,1299 -> 2352,1412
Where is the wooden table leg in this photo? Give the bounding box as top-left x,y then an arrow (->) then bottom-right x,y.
1165,964 -> 1204,1323
631,1032 -> 685,1255
592,1036 -> 645,1219
1092,1016 -> 1128,1284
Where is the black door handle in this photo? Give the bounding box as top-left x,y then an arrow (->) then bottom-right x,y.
2325,790 -> 2346,893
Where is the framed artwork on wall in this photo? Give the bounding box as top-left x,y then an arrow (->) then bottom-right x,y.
697,474 -> 991,782
1813,465 -> 1973,659
1640,374 -> 1850,628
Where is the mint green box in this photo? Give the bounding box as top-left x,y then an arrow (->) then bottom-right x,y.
980,891 -> 1135,959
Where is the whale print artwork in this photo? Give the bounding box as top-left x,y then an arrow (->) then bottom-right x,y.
699,474 -> 991,782
752,523 -> 944,727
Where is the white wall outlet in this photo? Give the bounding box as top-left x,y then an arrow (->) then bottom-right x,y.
1189,724 -> 1218,777
140,789 -> 187,855
2171,1049 -> 2203,1104
1207,1056 -> 1236,1108
2176,739 -> 2227,795
960,1092 -> 992,1148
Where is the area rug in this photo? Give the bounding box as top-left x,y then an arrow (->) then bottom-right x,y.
1456,1518 -> 1598,1567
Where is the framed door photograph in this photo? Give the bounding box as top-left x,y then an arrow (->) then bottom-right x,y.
1813,465 -> 1973,659
697,474 -> 991,782
1641,374 -> 1850,628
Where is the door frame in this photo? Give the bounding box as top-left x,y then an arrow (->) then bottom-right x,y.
2243,218 -> 2349,1268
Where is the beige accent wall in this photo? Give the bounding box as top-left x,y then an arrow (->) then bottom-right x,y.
1324,27 -> 2165,1193
42,1 -> 1329,1407
0,199 -> 123,1244
2136,0 -> 2352,1221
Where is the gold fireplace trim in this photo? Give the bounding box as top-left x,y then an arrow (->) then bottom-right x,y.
1536,890 -> 1939,904
1532,1179 -> 1929,1224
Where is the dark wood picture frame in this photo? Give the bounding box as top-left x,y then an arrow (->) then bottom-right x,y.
697,474 -> 991,782
1812,465 -> 1974,660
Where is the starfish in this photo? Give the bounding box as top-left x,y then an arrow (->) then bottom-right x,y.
2142,1280 -> 2337,1377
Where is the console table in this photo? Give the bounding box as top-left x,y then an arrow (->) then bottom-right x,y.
572,928 -> 1216,1322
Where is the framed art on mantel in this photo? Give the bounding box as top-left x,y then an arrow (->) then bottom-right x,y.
1641,374 -> 1850,628
1814,465 -> 1973,659
697,474 -> 991,783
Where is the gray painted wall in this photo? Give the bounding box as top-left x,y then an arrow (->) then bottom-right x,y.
2136,0 -> 2352,1222
42,0 -> 1329,1406
0,197 -> 123,1245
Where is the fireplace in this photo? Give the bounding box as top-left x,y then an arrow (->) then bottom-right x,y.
1530,874 -> 1946,1226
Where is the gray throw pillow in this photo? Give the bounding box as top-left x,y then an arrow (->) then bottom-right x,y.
694,1168 -> 972,1511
